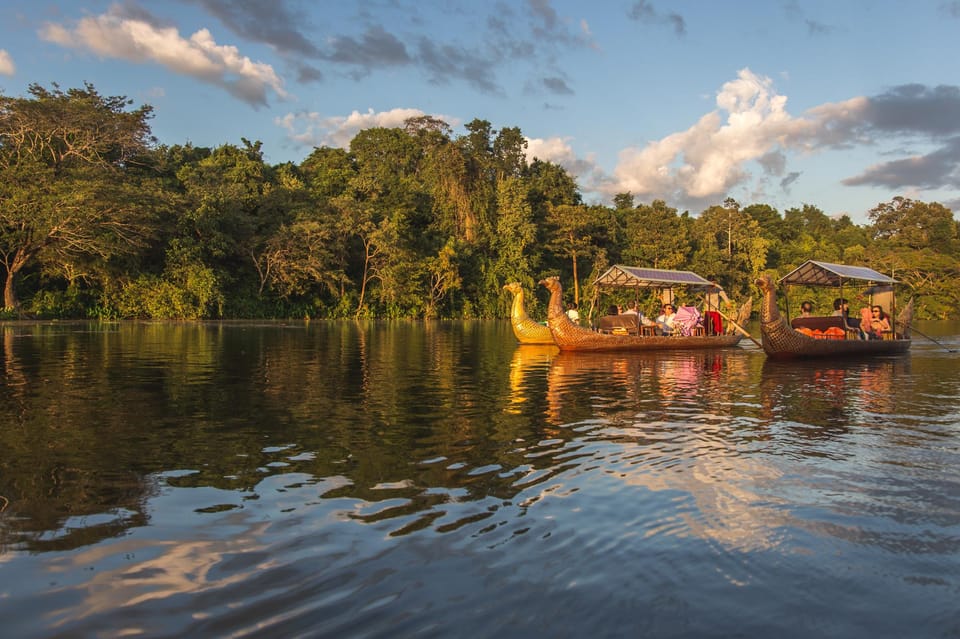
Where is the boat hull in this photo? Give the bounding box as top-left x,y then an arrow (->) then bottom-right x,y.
755,273 -> 912,360
759,319 -> 911,359
549,329 -> 742,352
510,318 -> 554,345
545,312 -> 742,352
539,274 -> 744,352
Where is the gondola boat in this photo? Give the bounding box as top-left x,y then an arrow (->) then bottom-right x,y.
503,282 -> 555,344
539,272 -> 746,352
756,260 -> 912,360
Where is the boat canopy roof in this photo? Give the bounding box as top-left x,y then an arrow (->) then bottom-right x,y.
594,265 -> 718,290
778,260 -> 898,287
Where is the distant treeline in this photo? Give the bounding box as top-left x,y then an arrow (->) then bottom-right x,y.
1,82 -> 958,320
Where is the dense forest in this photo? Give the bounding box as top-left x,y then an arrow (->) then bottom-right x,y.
1,83 -> 958,321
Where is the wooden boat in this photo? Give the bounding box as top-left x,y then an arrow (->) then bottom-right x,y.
503,282 -> 554,344
756,261 -> 912,359
539,275 -> 744,352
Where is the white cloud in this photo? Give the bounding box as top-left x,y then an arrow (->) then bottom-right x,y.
276,108 -> 458,149
39,8 -> 286,107
0,49 -> 14,76
526,135 -> 602,179
611,68 -> 808,205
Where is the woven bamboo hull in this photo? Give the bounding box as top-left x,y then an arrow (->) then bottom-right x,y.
548,321 -> 742,352
510,317 -> 554,345
756,274 -> 912,360
759,320 -> 911,359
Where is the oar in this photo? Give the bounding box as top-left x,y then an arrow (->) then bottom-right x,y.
716,310 -> 763,349
904,324 -> 956,353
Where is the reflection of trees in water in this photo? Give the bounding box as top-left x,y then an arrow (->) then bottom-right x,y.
545,350 -> 754,424
1,322 -> 583,548
0,321 -> 925,553
759,357 -> 908,434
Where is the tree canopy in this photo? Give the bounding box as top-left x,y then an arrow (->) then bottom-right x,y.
1,83 -> 958,320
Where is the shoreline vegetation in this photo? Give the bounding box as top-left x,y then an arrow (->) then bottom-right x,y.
2,82 -> 958,322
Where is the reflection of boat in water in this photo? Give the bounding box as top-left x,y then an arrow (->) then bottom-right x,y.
507,344 -> 558,411
545,349 -> 743,413
503,282 -> 554,345
759,355 -> 908,423
756,261 -> 912,360
540,275 -> 744,352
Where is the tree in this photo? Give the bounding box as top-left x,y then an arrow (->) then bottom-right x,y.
544,203 -> 595,304
869,197 -> 957,253
623,199 -> 690,269
492,176 -> 537,286
0,83 -> 158,309
613,192 -> 635,211
691,200 -> 768,298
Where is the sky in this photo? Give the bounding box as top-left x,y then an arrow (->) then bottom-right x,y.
2,0 -> 960,224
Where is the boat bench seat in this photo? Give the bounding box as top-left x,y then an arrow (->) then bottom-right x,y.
598,314 -> 640,335
791,316 -> 860,339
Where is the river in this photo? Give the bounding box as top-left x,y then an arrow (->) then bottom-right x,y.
1,320 -> 958,638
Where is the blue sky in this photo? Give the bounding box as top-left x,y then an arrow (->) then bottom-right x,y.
2,0 -> 960,224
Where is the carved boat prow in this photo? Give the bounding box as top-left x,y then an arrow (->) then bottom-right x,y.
503,282 -> 554,345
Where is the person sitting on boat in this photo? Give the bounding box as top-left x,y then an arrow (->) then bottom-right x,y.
866,305 -> 891,339
800,301 -> 814,317
656,303 -> 677,335
566,302 -> 580,324
833,298 -> 861,326
622,300 -> 656,330
831,297 -> 848,317
833,297 -> 863,337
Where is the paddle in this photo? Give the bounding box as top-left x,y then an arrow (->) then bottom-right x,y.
716,309 -> 763,349
905,324 -> 957,353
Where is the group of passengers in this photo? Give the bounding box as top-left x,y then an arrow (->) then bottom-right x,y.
799,297 -> 891,339
567,282 -> 730,336
596,300 -> 696,336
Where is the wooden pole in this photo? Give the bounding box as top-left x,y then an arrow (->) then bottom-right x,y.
717,309 -> 763,349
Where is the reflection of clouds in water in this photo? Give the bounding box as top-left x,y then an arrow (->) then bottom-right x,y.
44,520 -> 273,631
539,350 -> 792,554
617,428 -> 789,554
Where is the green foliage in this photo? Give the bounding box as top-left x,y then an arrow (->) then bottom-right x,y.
2,83 -> 959,320
27,286 -> 91,319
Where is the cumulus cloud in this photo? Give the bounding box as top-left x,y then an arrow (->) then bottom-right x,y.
186,0 -> 323,82
0,49 -> 14,76
275,107 -> 458,149
596,69 -> 960,210
611,69 -> 799,205
188,0 -> 319,57
526,136 -> 608,189
39,5 -> 286,107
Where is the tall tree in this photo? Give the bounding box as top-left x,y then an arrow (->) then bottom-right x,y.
0,83 -> 158,309
691,199 -> 768,297
544,203 -> 595,304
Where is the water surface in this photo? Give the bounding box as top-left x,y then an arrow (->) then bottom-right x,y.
1,321 -> 959,638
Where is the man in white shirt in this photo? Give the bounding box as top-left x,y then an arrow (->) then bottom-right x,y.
656,304 -> 677,335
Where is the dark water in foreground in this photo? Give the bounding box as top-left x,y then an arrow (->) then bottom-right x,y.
1,320 -> 959,638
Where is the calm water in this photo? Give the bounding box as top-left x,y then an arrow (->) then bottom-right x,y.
1,320 -> 959,638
